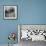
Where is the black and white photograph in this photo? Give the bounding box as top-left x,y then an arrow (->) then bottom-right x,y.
4,6 -> 17,19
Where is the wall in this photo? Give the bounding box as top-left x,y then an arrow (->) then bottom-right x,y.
0,0 -> 46,44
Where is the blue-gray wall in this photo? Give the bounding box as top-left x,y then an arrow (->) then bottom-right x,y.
0,0 -> 46,44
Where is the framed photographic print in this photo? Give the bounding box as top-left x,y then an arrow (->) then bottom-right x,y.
18,24 -> 46,41
4,5 -> 17,19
